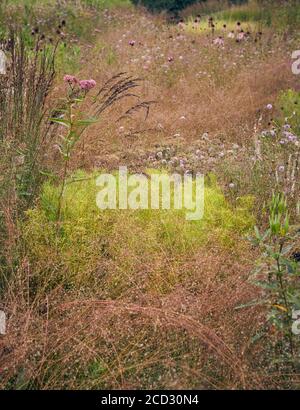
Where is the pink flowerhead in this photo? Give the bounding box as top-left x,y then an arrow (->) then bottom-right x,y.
213,37 -> 224,46
79,79 -> 96,91
63,75 -> 78,85
129,40 -> 135,46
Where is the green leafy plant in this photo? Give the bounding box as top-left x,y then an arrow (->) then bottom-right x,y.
248,192 -> 300,366
51,73 -> 154,221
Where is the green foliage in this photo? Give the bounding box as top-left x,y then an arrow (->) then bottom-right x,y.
247,193 -> 300,367
22,171 -> 254,294
278,89 -> 300,136
215,0 -> 300,30
131,0 -> 199,14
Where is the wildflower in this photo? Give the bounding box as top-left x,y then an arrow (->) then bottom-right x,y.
288,134 -> 297,142
129,40 -> 135,46
283,124 -> 291,130
79,79 -> 96,90
63,75 -> 78,85
168,56 -> 174,62
213,37 -> 224,47
202,132 -> 209,140
278,165 -> 285,173
266,104 -> 273,110
237,32 -> 245,41
229,183 -> 235,189
228,31 -> 235,39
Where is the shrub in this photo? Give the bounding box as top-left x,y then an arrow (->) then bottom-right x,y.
131,0 -> 201,14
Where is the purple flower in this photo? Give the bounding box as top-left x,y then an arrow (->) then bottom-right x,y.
266,104 -> 273,110
288,134 -> 297,142
278,165 -> 285,173
79,79 -> 96,90
63,75 -> 78,85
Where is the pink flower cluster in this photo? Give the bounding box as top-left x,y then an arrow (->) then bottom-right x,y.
63,75 -> 78,85
79,79 -> 96,90
213,37 -> 224,47
63,75 -> 96,91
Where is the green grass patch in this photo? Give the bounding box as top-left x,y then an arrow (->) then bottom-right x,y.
22,170 -> 255,295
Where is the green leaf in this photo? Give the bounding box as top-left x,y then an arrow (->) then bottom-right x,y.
50,118 -> 70,128
235,299 -> 268,310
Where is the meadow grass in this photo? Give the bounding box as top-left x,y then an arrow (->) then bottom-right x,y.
185,0 -> 300,31
22,170 -> 254,293
1,0 -> 300,391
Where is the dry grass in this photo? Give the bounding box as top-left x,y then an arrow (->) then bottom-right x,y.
1,245 -> 270,390
45,7 -> 298,172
